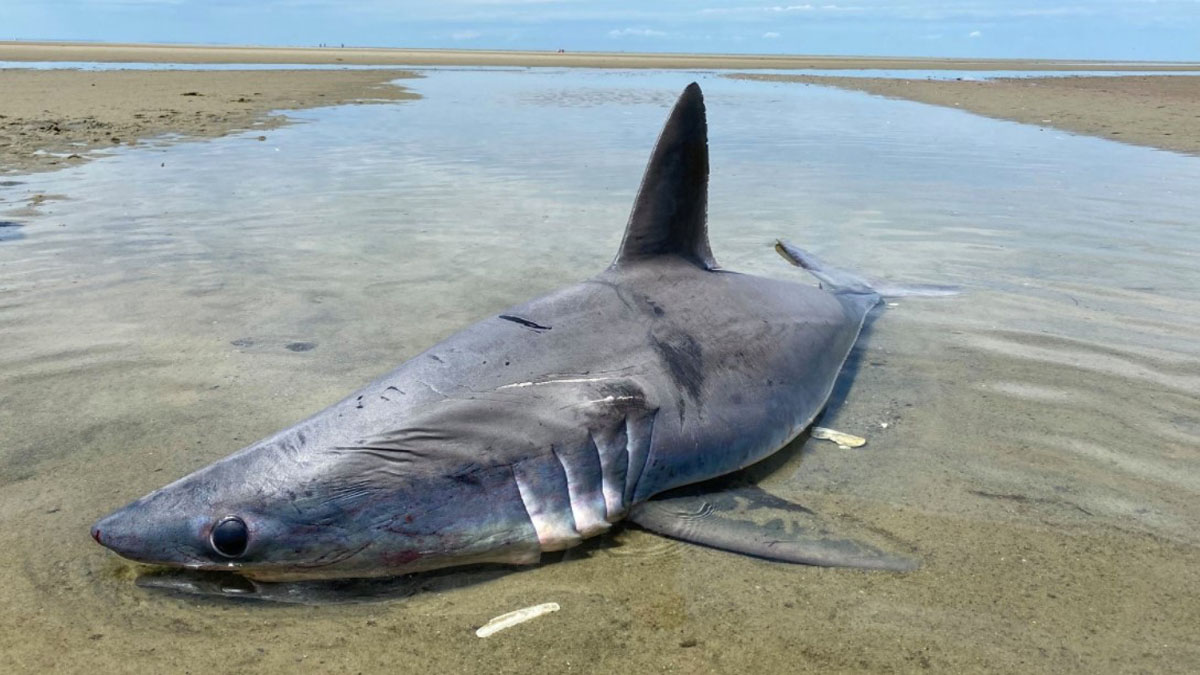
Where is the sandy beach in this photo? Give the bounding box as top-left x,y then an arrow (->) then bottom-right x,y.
0,68 -> 418,174
730,73 -> 1200,156
2,56 -> 1199,674
2,42 -> 1199,172
6,40 -> 1200,71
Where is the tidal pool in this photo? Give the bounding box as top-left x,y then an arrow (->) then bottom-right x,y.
1,69 -> 1198,672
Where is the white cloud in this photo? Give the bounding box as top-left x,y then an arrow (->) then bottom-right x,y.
763,31 -> 781,38
701,4 -> 862,15
695,3 -> 1132,21
451,29 -> 481,40
968,29 -> 982,37
72,0 -> 186,5
902,5 -> 1094,20
607,27 -> 667,38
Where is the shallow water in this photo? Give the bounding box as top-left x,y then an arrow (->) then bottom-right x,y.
2,69 -> 1199,672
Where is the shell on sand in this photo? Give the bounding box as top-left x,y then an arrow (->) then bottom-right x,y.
811,427 -> 867,449
475,603 -> 561,638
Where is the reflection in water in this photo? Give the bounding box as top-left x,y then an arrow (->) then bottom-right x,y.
0,220 -> 24,241
1,69 -> 1199,672
135,566 -> 515,605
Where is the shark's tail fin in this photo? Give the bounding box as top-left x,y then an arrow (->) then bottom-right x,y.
775,239 -> 960,299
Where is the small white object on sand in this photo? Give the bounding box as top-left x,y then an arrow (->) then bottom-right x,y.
475,602 -> 561,638
811,427 -> 867,448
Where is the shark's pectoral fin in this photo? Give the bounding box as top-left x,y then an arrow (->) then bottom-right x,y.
627,484 -> 919,572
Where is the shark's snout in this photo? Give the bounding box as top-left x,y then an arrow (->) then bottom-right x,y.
92,495 -> 210,568
91,506 -> 148,562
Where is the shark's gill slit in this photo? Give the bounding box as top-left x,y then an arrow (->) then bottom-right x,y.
593,425 -> 630,521
553,442 -> 610,538
624,410 -> 656,506
513,453 -> 582,551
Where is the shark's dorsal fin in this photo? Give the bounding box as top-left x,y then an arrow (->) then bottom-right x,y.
613,83 -> 717,270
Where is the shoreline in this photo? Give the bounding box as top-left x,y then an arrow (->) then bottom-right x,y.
2,41 -> 1198,174
4,40 -> 1200,71
730,73 -> 1200,156
0,68 -> 418,174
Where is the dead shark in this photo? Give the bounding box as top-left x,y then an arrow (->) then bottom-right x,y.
92,83 -> 926,582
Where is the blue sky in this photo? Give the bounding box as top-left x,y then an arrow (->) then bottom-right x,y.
6,1 -> 1199,61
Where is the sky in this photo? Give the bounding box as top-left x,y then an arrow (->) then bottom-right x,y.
5,0 -> 1199,61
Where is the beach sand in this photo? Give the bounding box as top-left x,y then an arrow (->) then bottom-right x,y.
2,43 -> 1199,171
6,40 -> 1200,71
0,68 -> 419,173
2,52 -> 1199,674
730,74 -> 1200,156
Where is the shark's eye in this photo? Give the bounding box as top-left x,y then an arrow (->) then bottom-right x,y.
210,516 -> 249,558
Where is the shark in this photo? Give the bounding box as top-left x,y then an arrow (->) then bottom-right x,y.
92,83 -> 932,583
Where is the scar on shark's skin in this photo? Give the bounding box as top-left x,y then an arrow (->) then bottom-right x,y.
92,83 -> 928,585
498,377 -> 616,390
499,315 -> 551,331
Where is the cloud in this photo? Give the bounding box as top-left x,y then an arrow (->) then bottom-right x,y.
607,27 -> 666,38
695,2 -> 1123,21
763,31 -> 781,38
701,4 -> 862,15
68,0 -> 187,6
968,29 -> 982,37
7,0 -> 1199,61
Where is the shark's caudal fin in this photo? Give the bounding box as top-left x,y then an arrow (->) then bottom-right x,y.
612,83 -> 718,270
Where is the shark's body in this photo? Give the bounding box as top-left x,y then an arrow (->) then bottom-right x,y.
93,84 -> 918,583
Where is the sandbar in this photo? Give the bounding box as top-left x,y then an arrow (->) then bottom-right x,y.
0,68 -> 418,173
5,40 -> 1200,71
3,41 -> 1200,173
731,73 -> 1200,156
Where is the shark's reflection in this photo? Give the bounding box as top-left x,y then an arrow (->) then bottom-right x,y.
135,565 -> 513,605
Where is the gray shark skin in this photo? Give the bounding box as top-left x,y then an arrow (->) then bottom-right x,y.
92,83 -> 913,582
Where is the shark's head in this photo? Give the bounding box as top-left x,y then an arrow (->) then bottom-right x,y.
91,426 -> 542,581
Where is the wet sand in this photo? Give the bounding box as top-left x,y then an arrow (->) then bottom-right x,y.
2,65 -> 1199,674
731,73 -> 1200,156
2,43 -> 1199,173
0,68 -> 419,173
